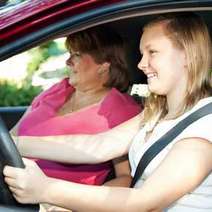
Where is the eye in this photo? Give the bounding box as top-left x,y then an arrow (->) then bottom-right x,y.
69,51 -> 81,60
70,51 -> 80,56
75,52 -> 81,57
149,50 -> 157,55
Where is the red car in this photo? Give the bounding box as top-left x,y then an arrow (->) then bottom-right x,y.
0,0 -> 212,211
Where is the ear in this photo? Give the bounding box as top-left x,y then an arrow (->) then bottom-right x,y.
97,62 -> 110,75
102,62 -> 110,70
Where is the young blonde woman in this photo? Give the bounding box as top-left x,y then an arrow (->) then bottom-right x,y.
4,12 -> 212,212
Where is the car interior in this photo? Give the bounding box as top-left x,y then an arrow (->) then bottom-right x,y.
0,7 -> 212,211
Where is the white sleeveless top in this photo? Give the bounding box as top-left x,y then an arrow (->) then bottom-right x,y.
129,97 -> 212,212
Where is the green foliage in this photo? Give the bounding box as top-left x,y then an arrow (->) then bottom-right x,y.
0,81 -> 42,106
0,39 -> 66,107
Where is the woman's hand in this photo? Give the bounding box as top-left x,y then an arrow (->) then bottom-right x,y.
3,158 -> 49,204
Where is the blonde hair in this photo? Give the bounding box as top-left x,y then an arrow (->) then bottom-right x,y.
142,12 -> 212,123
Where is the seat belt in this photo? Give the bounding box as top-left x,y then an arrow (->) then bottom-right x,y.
130,102 -> 212,188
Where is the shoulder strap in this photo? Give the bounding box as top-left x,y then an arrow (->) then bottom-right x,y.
130,102 -> 212,188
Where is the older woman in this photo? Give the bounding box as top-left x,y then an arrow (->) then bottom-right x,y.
10,26 -> 141,187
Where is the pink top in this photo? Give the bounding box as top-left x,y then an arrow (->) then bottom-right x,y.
18,78 -> 141,185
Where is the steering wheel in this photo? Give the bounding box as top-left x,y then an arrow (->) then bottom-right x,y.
0,116 -> 39,211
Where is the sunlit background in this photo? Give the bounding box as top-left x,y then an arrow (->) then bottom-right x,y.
0,37 -> 69,106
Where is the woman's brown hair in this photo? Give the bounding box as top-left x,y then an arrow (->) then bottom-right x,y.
66,26 -> 130,92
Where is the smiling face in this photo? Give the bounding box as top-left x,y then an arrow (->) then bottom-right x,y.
138,22 -> 188,98
66,51 -> 108,91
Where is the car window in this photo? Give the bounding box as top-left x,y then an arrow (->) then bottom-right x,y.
0,37 -> 68,106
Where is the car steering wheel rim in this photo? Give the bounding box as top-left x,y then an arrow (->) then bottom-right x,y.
0,116 -> 39,211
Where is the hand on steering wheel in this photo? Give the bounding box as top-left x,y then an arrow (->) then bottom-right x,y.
0,116 -> 39,211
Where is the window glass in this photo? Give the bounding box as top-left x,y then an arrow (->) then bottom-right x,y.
0,38 -> 69,106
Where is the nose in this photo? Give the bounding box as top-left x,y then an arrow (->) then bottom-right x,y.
137,54 -> 148,72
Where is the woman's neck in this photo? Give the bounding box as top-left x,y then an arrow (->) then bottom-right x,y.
165,94 -> 185,120
67,87 -> 109,114
57,87 -> 109,116
74,87 -> 109,101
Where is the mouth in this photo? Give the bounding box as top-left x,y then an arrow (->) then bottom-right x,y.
70,70 -> 77,74
147,73 -> 157,80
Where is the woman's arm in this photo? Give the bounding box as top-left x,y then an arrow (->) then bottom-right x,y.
4,137 -> 212,211
10,106 -> 31,136
15,113 -> 142,164
104,155 -> 132,187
